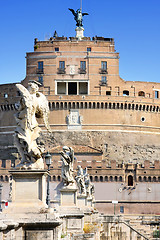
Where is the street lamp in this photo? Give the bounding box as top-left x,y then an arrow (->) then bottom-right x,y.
0,183 -> 3,212
45,152 -> 52,208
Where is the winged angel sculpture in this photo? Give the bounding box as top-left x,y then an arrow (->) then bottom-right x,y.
68,8 -> 88,27
14,81 -> 51,169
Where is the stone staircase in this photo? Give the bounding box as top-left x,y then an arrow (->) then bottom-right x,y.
100,215 -> 160,240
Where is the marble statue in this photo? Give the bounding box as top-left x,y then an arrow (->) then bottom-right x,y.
14,80 -> 51,169
68,8 -> 89,27
60,146 -> 75,186
84,168 -> 95,198
75,165 -> 86,195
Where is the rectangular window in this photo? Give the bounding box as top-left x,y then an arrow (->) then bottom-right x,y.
80,61 -> 86,70
79,82 -> 88,95
2,160 -> 6,168
106,91 -> 111,95
59,61 -> 65,69
87,47 -> 91,52
155,91 -> 159,99
38,61 -> 43,70
101,76 -> 107,84
120,206 -> 124,213
37,61 -> 44,74
57,82 -> 66,94
101,61 -> 107,70
55,47 -> 59,52
38,76 -> 43,85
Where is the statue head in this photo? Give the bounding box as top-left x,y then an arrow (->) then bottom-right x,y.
28,80 -> 41,94
63,146 -> 70,152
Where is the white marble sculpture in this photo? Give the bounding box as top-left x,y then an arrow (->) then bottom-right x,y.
14,81 -> 51,169
60,146 -> 75,186
84,168 -> 95,198
75,165 -> 86,195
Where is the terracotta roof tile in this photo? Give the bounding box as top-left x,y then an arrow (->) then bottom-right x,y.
49,145 -> 102,154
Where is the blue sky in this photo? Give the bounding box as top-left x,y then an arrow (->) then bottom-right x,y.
0,0 -> 160,84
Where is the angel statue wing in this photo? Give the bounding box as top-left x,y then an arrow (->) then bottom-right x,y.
68,8 -> 76,17
35,92 -> 51,132
82,12 -> 89,16
15,84 -> 33,130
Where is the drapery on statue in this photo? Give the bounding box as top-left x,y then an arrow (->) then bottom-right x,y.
84,168 -> 95,198
75,165 -> 86,195
68,8 -> 89,27
60,146 -> 75,186
14,80 -> 51,169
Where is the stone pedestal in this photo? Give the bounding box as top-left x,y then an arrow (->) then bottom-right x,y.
75,27 -> 84,40
77,195 -> 87,207
60,186 -> 78,206
6,170 -> 48,213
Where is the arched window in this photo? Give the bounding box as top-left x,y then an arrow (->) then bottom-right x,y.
123,90 -> 129,96
100,176 -> 103,182
5,176 -> 8,182
138,176 -> 142,182
57,176 -> 61,181
56,102 -> 59,109
138,91 -> 145,97
95,176 -> 98,182
128,175 -> 133,186
153,176 -> 156,182
105,176 -> 108,182
119,176 -> 122,182
53,175 -> 56,181
90,176 -> 93,182
109,176 -> 113,182
143,176 -> 147,182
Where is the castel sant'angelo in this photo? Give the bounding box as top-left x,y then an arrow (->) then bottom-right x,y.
0,4 -> 160,224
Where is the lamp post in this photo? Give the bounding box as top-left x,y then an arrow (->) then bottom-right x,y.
45,152 -> 52,208
0,183 -> 3,212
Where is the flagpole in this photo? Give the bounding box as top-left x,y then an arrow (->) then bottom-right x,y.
80,0 -> 82,11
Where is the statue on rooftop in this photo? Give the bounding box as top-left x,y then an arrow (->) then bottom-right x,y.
60,146 -> 75,186
68,8 -> 89,27
14,80 -> 51,169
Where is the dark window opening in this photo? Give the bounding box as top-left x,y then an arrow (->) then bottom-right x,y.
80,61 -> 86,74
101,61 -> 107,70
128,175 -> 133,186
38,76 -> 43,85
95,176 -> 98,182
120,206 -> 124,213
106,91 -> 111,96
123,90 -> 129,96
2,160 -> 6,168
155,91 -> 159,99
68,82 -> 77,95
37,61 -> 44,74
101,76 -> 107,85
55,47 -> 59,52
87,47 -> 91,52
138,91 -> 145,97
100,176 -> 103,182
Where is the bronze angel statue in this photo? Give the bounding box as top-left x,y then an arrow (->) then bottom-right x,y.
69,8 -> 89,27
14,80 -> 51,169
